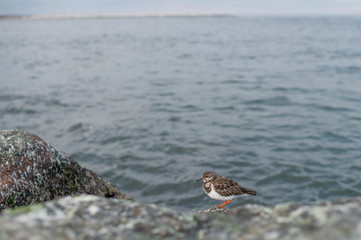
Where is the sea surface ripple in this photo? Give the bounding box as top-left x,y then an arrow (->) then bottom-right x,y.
1,16 -> 361,211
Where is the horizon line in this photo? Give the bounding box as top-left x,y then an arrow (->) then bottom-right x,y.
0,13 -> 230,20
1,12 -> 360,20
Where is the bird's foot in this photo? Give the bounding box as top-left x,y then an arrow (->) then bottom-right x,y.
212,205 -> 225,210
212,198 -> 235,210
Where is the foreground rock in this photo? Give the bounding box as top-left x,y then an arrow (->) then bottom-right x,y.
0,195 -> 361,240
0,195 -> 198,240
0,130 -> 131,211
1,129 -> 360,239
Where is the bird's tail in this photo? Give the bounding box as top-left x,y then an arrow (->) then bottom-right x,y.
242,187 -> 257,195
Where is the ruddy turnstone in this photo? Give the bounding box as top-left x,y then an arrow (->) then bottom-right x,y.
196,171 -> 256,209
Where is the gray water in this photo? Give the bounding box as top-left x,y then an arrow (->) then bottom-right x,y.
1,16 -> 361,211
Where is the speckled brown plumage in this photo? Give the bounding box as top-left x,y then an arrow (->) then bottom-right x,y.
197,171 -> 256,198
212,175 -> 256,197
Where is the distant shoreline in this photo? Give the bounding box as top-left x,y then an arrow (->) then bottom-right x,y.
0,13 -> 230,20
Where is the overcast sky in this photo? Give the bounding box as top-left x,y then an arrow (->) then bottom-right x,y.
1,0 -> 361,15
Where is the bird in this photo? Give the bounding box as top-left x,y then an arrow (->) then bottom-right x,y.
196,171 -> 256,209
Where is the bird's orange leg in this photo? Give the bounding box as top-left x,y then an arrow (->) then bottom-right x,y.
214,198 -> 235,209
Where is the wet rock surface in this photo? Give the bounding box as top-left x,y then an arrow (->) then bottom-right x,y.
0,130 -> 131,211
0,195 -> 361,240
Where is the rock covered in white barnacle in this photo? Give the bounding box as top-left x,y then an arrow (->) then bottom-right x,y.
1,195 -> 361,240
0,195 -> 198,240
0,129 -> 132,211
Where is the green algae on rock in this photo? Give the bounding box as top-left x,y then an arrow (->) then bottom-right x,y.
0,129 -> 131,211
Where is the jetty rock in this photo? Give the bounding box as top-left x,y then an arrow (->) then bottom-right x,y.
1,129 -> 361,239
0,129 -> 132,211
0,195 -> 361,240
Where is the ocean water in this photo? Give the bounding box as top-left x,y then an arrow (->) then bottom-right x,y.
1,16 -> 361,211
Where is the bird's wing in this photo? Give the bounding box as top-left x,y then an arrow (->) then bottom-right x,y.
213,176 -> 256,196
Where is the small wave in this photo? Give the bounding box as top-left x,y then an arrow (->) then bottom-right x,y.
336,65 -> 361,74
256,169 -> 312,186
199,161 -> 231,170
221,79 -> 246,84
352,181 -> 361,189
143,180 -> 196,195
0,94 -> 24,101
243,136 -> 267,142
322,131 -> 354,143
46,99 -> 69,107
246,106 -> 266,111
100,135 -> 131,145
67,123 -> 90,133
228,157 -> 258,167
213,105 -> 236,111
147,143 -> 199,155
245,96 -> 291,106
273,87 -> 308,93
5,107 -> 37,115
199,140 -> 222,146
272,145 -> 323,153
158,92 -> 175,97
317,65 -> 361,74
168,116 -> 181,122
179,104 -> 203,112
318,105 -> 353,112
327,188 -> 360,198
113,175 -> 148,191
324,146 -> 354,155
177,53 -> 193,59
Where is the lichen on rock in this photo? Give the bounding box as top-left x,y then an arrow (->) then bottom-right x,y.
0,129 -> 131,211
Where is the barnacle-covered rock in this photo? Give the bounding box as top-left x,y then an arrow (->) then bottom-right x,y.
0,129 -> 131,211
195,198 -> 361,240
1,195 -> 361,240
0,195 -> 198,240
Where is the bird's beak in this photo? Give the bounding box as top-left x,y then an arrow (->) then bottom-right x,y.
196,178 -> 202,181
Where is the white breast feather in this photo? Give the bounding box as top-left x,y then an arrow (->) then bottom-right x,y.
206,184 -> 235,201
